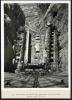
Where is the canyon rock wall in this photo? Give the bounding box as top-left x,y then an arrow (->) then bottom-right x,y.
4,4 -> 25,72
39,4 -> 68,72
20,4 -> 68,72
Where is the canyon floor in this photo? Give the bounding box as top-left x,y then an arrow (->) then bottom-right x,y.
4,71 -> 68,88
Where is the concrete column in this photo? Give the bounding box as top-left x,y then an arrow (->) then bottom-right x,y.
24,29 -> 29,64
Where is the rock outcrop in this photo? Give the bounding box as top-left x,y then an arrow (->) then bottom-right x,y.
4,4 -> 25,72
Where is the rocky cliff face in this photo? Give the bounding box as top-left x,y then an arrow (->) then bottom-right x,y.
51,4 -> 68,72
37,4 -> 68,72
20,3 -> 68,72
4,3 -> 68,73
46,4 -> 68,72
4,4 -> 25,72
20,4 -> 45,64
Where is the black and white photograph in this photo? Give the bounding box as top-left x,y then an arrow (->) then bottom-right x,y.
1,0 -> 71,99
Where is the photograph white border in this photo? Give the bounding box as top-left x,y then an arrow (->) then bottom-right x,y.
1,0 -> 71,98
